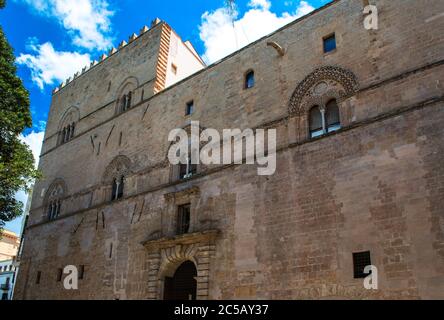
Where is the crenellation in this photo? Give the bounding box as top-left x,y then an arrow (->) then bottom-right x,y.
51,21 -> 165,96
118,40 -> 127,49
129,33 -> 138,42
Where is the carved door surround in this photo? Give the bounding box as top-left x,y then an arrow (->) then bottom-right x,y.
142,186 -> 218,300
142,230 -> 218,300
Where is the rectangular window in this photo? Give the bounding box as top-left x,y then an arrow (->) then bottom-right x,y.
177,204 -> 191,235
36,271 -> 41,284
353,251 -> 372,278
323,34 -> 336,53
57,268 -> 63,282
79,265 -> 85,280
185,101 -> 194,116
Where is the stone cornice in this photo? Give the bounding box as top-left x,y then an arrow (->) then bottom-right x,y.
141,229 -> 219,249
164,186 -> 200,201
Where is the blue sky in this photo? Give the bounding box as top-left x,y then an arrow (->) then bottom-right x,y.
1,0 -> 329,235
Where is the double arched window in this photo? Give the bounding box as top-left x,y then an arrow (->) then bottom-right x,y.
309,99 -> 341,138
45,179 -> 66,221
47,200 -> 61,221
58,107 -> 79,146
61,123 -> 75,144
102,155 -> 132,202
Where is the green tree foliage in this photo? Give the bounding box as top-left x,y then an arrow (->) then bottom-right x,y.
0,0 -> 40,231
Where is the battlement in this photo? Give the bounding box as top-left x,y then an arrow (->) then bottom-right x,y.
52,18 -> 164,95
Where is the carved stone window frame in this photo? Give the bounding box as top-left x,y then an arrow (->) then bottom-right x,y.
102,155 -> 132,202
57,106 -> 80,146
115,77 -> 139,115
288,66 -> 359,140
43,178 -> 67,221
164,186 -> 200,236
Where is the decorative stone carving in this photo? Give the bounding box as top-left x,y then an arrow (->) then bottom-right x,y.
115,76 -> 139,114
102,155 -> 132,184
164,186 -> 200,201
58,106 -> 80,133
44,178 -> 67,204
142,230 -> 219,300
288,66 -> 359,116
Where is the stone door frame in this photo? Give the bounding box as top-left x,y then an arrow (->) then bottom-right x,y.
143,230 -> 218,300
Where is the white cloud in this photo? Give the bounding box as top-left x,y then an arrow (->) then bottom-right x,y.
249,0 -> 271,10
16,42 -> 91,89
19,131 -> 45,168
199,0 -> 315,63
17,0 -> 114,50
5,131 -> 45,234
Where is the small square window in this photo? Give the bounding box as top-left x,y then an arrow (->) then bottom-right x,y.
353,251 -> 372,278
323,34 -> 336,53
185,101 -> 194,116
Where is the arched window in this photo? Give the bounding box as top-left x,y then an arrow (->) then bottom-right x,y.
245,70 -> 255,89
127,91 -> 132,109
120,94 -> 127,112
325,99 -> 341,133
45,180 -> 66,221
309,99 -> 341,138
309,106 -> 324,138
119,91 -> 133,113
103,155 -> 132,202
111,178 -> 118,201
117,176 -> 124,199
61,123 -> 76,144
61,128 -> 67,143
47,200 -> 61,220
111,176 -> 124,201
70,123 -> 75,139
58,107 -> 79,145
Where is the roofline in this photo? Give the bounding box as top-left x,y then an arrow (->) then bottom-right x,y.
145,0 -> 339,97
52,0 -> 338,97
52,20 -> 166,96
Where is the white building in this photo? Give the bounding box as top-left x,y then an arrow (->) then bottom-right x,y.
0,260 -> 16,300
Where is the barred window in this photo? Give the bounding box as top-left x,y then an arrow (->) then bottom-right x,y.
353,251 -> 372,278
177,204 -> 191,235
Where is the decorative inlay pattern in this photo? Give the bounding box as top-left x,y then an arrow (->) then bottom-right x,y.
288,66 -> 359,115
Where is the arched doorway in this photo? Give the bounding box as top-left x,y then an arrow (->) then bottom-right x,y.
163,261 -> 197,300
